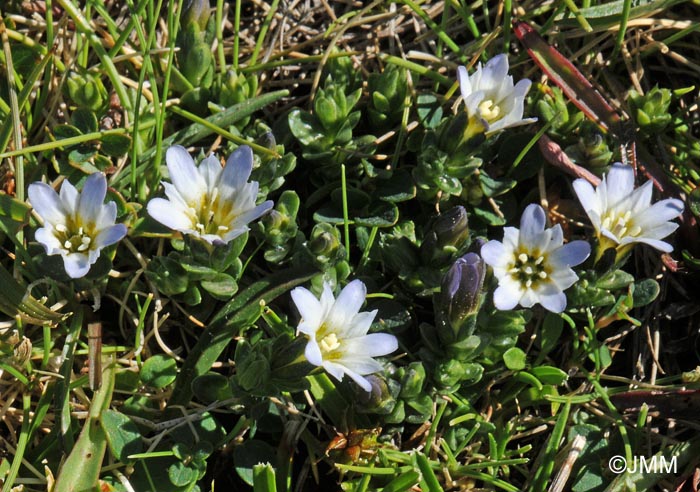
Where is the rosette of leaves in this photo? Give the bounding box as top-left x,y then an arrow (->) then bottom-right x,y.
564,121 -> 613,171
367,64 -> 409,131
628,86 -> 673,134
536,85 -> 586,141
288,77 -> 375,176
52,108 -> 131,177
145,234 -> 247,309
247,124 -> 297,195
175,0 -> 216,110
354,362 -> 433,426
293,222 -> 351,288
64,69 -> 108,112
413,113 -> 483,202
256,190 -> 301,264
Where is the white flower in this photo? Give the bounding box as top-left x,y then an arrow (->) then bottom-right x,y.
147,145 -> 273,245
291,280 -> 398,392
573,164 -> 684,254
28,173 -> 127,279
457,53 -> 537,135
481,204 -> 590,313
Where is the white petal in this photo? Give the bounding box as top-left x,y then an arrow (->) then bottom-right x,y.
481,240 -> 509,268
321,360 -> 346,382
493,280 -> 522,311
327,280 -> 367,332
94,224 -> 127,248
548,241 -> 590,269
548,268 -> 579,290
62,252 -> 91,278
519,288 -> 538,308
345,333 -> 398,358
78,173 -> 107,229
304,339 -> 323,367
605,164 -> 635,207
634,198 -> 684,229
291,286 -> 324,330
502,227 -> 519,251
147,198 -> 194,231
512,78 -> 532,99
35,227 -> 63,255
640,222 -> 679,242
622,236 -> 673,253
339,356 -> 384,376
28,182 -> 66,225
345,311 -> 378,338
480,54 -> 509,91
572,179 -> 598,220
166,145 -> 206,204
627,180 -> 653,214
96,201 -> 118,228
228,201 -> 273,230
457,65 -> 472,100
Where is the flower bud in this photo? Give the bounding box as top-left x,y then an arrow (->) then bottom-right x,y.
629,86 -> 672,133
355,374 -> 397,414
437,253 -> 485,338
307,223 -> 343,264
182,0 -> 210,31
420,206 -> 469,267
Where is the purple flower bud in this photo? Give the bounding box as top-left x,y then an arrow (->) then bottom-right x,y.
441,253 -> 485,330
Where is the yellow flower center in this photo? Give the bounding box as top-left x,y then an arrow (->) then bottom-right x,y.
320,332 -> 342,353
55,223 -> 94,253
478,99 -> 502,123
600,210 -> 642,239
509,251 -> 549,289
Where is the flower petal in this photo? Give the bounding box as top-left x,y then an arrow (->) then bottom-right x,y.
519,204 -> 546,250
166,145 -> 206,204
493,280 -> 522,311
535,286 -> 567,313
62,252 -> 91,278
548,240 -> 590,269
327,280 -> 367,332
572,179 -> 598,221
345,311 -> 378,338
94,224 -> 127,249
457,65 -> 472,100
78,173 -> 107,229
221,145 -> 254,192
344,333 -> 398,358
481,240 -> 509,268
291,286 -> 324,330
604,164 -> 635,207
28,182 -> 66,225
304,339 -> 323,367
35,227 -> 63,255
147,197 -> 194,232
199,154 -> 222,190
338,356 -> 384,376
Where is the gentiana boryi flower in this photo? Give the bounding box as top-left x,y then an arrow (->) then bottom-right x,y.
572,163 -> 684,254
147,145 -> 273,245
481,204 -> 590,313
28,173 -> 127,279
291,280 -> 398,392
457,53 -> 537,136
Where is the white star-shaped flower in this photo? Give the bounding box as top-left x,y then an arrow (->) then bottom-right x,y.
291,280 -> 398,392
28,173 -> 127,278
457,53 -> 537,135
481,204 -> 590,313
147,145 -> 273,245
573,163 -> 684,254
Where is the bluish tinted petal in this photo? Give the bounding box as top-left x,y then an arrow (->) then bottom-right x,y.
78,173 -> 107,229
519,204 -> 546,250
147,198 -> 194,231
457,65 -> 472,100
221,145 -> 254,191
535,284 -> 567,313
228,201 -> 273,230
35,227 -> 63,255
96,201 -> 118,228
63,252 -> 91,278
480,54 -> 509,91
59,179 -> 79,217
291,286 -> 323,330
199,154 -> 222,190
166,145 -> 206,204
94,224 -> 127,248
512,78 -> 532,99
493,280 -> 522,311
481,240 -> 509,268
548,267 -> 579,290
548,240 -> 590,269
634,198 -> 684,229
621,236 -> 674,253
628,180 -> 654,214
28,182 -> 66,225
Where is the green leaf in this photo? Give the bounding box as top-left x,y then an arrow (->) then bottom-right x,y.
376,170 -> 417,203
200,273 -> 238,300
503,347 -> 527,371
253,463 -> 277,492
531,366 -> 568,386
101,410 -> 143,462
540,313 -> 563,357
101,133 -> 132,157
192,373 -> 234,404
0,263 -> 67,325
141,354 -> 178,389
416,93 -> 443,129
234,440 -> 277,486
54,124 -> 82,140
632,279 -> 660,307
72,108 -> 99,134
595,270 -> 635,290
168,461 -> 197,487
